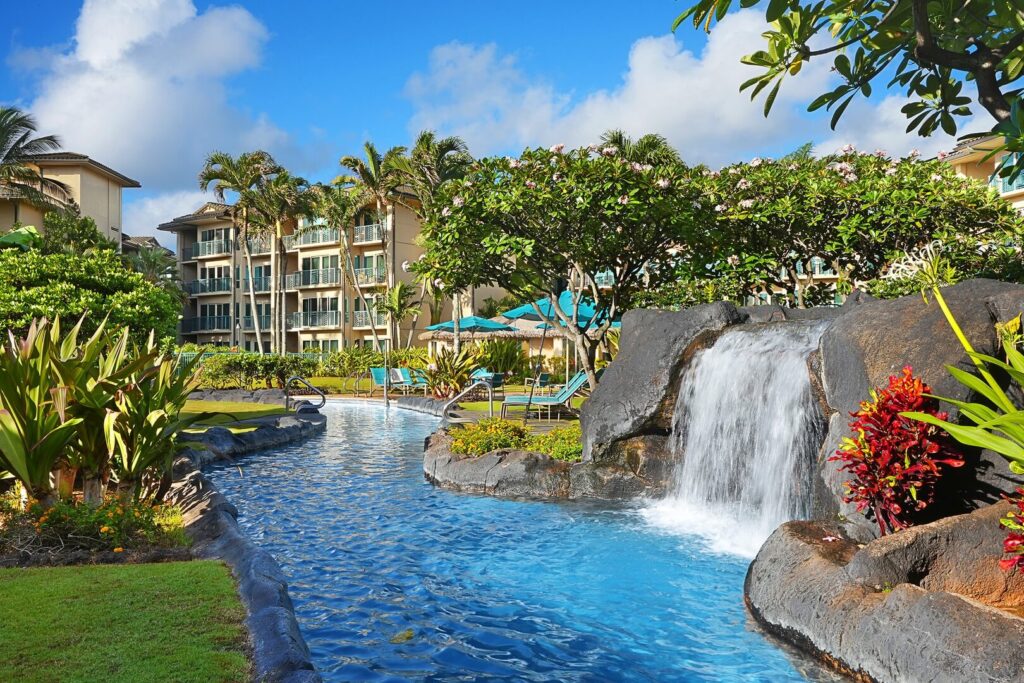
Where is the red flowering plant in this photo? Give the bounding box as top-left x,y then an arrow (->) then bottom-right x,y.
999,489 -> 1024,571
830,366 -> 964,536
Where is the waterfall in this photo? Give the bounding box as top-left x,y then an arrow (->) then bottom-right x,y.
643,321 -> 827,557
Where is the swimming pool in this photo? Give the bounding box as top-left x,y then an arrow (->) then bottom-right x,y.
205,402 -> 830,682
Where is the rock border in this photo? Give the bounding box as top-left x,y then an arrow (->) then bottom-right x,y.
745,503 -> 1024,683
168,414 -> 327,683
423,429 -> 669,499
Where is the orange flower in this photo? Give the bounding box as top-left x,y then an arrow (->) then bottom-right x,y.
113,547 -> 124,553
100,526 -> 111,533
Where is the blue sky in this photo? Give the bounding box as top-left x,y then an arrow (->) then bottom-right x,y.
2,1 -> 969,247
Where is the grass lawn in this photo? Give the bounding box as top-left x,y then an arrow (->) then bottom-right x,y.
0,560 -> 247,683
183,400 -> 289,426
459,395 -> 586,417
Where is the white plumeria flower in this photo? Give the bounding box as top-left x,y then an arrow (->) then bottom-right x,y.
549,143 -> 565,153
617,194 -> 629,205
452,196 -> 465,207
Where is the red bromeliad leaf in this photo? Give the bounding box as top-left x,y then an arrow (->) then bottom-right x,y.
830,366 -> 964,535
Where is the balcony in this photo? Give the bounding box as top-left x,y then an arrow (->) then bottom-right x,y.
283,227 -> 339,250
353,266 -> 386,287
594,270 -> 614,287
353,223 -> 384,245
285,268 -> 341,289
352,310 -> 387,329
181,316 -> 232,333
185,277 -> 232,296
246,237 -> 270,255
242,315 -> 270,331
287,310 -> 341,329
242,277 -> 271,293
192,239 -> 232,259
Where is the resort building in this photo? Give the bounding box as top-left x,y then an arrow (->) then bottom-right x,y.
159,198 -> 505,351
0,152 -> 141,242
943,136 -> 1024,210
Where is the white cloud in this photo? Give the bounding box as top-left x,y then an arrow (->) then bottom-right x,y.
18,0 -> 295,191
405,9 -> 969,165
123,189 -> 210,251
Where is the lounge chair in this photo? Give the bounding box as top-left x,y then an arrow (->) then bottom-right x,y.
524,372 -> 552,395
389,368 -> 414,394
500,370 -> 593,419
367,367 -> 394,397
470,368 -> 504,397
398,367 -> 429,395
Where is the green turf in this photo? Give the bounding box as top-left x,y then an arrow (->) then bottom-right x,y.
183,400 -> 289,425
0,560 -> 248,683
459,395 -> 586,416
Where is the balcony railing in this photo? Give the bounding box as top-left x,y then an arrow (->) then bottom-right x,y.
242,277 -> 271,293
353,266 -> 386,287
594,270 -> 614,287
352,310 -> 387,328
353,223 -> 384,245
246,237 -> 270,255
181,316 -> 232,333
283,227 -> 339,250
0,181 -> 74,207
287,311 -> 341,329
191,239 -> 232,259
285,268 -> 341,289
242,315 -> 270,331
185,277 -> 232,295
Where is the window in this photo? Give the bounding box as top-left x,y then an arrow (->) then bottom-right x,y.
200,228 -> 230,242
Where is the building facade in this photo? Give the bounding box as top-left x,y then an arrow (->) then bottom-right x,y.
944,136 -> 1024,210
159,200 -> 504,351
0,152 -> 140,241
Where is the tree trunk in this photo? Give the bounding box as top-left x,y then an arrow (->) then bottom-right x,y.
52,464 -> 77,502
339,231 -> 381,350
82,474 -> 104,506
276,220 -> 286,356
242,216 -> 265,354
269,236 -> 279,353
452,292 -> 462,355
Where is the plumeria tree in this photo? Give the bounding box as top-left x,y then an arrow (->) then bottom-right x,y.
417,143 -> 714,388
673,2 -> 1024,180
681,147 -> 1024,307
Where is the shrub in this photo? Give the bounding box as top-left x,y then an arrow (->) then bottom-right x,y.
0,249 -> 180,344
830,366 -> 964,536
449,418 -> 530,456
198,353 -> 318,389
23,497 -> 187,552
424,346 -> 479,398
474,339 -> 529,376
528,423 -> 583,462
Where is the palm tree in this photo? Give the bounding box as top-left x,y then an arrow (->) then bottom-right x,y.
250,171 -> 308,354
305,183 -> 383,351
336,142 -> 407,297
390,131 -> 472,222
379,281 -> 422,348
599,129 -> 681,165
390,131 -> 472,352
0,106 -> 70,218
198,151 -> 281,354
127,245 -> 184,301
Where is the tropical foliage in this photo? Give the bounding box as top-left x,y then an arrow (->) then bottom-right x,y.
0,318 -> 204,510
40,210 -> 117,255
672,2 -> 1024,180
831,367 -> 963,536
0,106 -> 68,210
423,346 -> 479,399
417,144 -> 712,388
673,149 -> 1024,307
448,419 -> 583,462
0,249 -> 180,344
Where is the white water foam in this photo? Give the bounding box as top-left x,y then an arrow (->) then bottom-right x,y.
642,321 -> 827,558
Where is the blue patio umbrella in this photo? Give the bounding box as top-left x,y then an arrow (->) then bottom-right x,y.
501,291 -> 602,327
426,316 -> 514,333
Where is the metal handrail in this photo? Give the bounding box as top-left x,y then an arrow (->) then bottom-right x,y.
442,380 -> 494,421
285,376 -> 326,411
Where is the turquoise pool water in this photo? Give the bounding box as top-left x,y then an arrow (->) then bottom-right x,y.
205,403 -> 828,682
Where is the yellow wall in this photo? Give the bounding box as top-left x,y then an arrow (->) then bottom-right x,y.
42,165 -> 125,240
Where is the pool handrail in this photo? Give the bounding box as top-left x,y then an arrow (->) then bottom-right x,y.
285,376 -> 326,411
443,380 -> 494,423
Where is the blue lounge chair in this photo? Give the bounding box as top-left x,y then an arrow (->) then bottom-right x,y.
500,370 -> 592,419
470,368 -> 504,397
398,367 -> 429,395
524,372 -> 552,395
368,367 -> 392,397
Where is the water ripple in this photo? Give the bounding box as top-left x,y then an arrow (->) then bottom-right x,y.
206,403 -> 831,682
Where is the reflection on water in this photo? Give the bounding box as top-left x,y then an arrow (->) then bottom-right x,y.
206,402 -> 828,682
